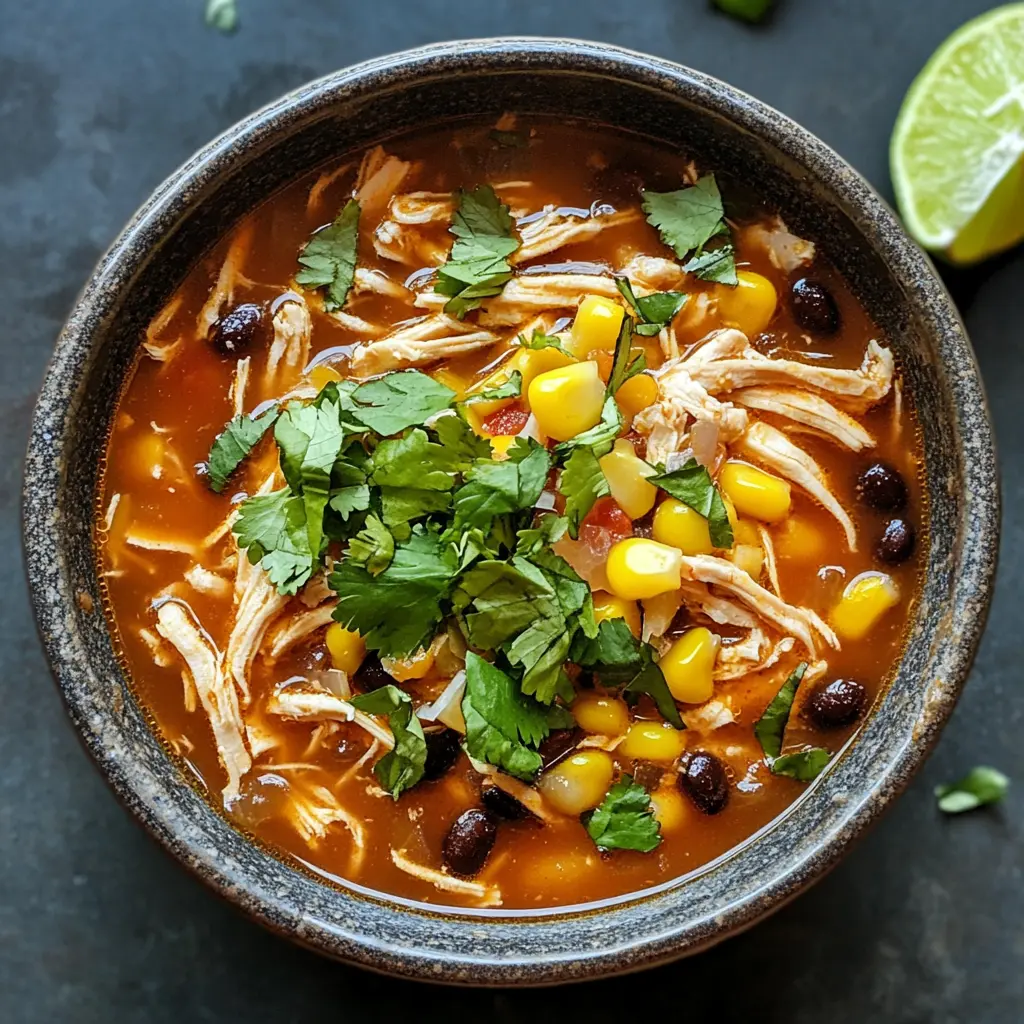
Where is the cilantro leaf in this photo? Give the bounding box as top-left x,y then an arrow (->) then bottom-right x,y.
233,489 -> 313,596
615,276 -> 688,337
935,766 -> 1010,814
274,396 -> 347,560
350,371 -> 456,436
433,413 -> 493,465
650,459 -> 733,548
295,199 -> 360,311
771,747 -> 831,782
348,685 -> 427,798
452,439 -> 551,531
515,514 -> 569,556
754,662 -> 808,760
371,428 -> 460,526
559,446 -> 609,538
642,175 -> 728,258
570,618 -> 643,682
713,0 -> 774,24
435,186 -> 519,318
464,369 -> 523,404
517,328 -> 572,358
205,406 -> 278,493
329,529 -> 454,657
584,775 -> 661,853
605,314 -> 646,396
457,560 -> 558,651
461,652 -> 556,780
553,395 -> 624,459
624,655 -> 684,729
346,513 -> 394,575
683,242 -> 738,286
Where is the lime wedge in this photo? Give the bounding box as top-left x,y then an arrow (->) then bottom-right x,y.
891,3 -> 1024,264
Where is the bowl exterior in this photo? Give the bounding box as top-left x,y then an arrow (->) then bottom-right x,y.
22,38 -> 999,985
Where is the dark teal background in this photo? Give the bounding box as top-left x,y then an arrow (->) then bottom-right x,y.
1,1 -> 1020,1019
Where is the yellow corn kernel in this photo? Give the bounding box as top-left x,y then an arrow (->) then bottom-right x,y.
518,345 -> 575,388
775,516 -> 827,562
592,591 -> 642,637
573,694 -> 631,736
527,360 -> 606,441
309,363 -> 343,392
605,538 -> 682,601
650,786 -> 689,832
831,571 -> 900,641
489,435 -> 517,459
599,438 -> 658,520
734,518 -> 761,547
538,751 -> 615,815
381,643 -> 437,682
652,498 -> 713,555
325,623 -> 366,676
132,433 -> 165,479
716,269 -> 778,336
660,626 -> 718,704
619,721 -> 685,762
431,366 -> 471,398
731,543 -> 764,580
615,372 -> 659,419
570,295 -> 625,356
719,460 -> 792,522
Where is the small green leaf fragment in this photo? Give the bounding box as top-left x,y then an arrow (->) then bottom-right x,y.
935,766 -> 1010,814
584,775 -> 662,852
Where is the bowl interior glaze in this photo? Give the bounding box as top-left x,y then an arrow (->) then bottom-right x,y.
23,39 -> 998,984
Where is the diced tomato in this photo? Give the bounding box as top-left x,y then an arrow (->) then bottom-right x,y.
481,401 -> 530,437
580,497 -> 633,545
622,429 -> 648,460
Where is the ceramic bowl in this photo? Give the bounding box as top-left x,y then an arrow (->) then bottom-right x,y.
23,39 -> 999,984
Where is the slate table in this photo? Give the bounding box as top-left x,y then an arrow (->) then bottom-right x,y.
1,1 -> 1021,1020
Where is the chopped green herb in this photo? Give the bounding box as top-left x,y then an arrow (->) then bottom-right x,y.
518,328 -> 573,357
515,514 -> 569,557
433,413 -> 494,464
461,652 -> 566,780
234,489 -> 314,596
771,747 -> 831,781
205,0 -> 238,32
605,315 -> 646,396
935,766 -> 1010,814
330,529 -> 455,657
642,174 -> 737,286
295,199 -> 360,311
559,446 -> 609,538
585,775 -> 662,852
205,405 -> 278,492
350,371 -> 456,436
553,395 -> 624,459
349,685 -> 427,798
346,514 -> 394,575
370,428 -> 461,526
463,370 -> 523,404
452,438 -> 551,531
435,186 -> 519,318
754,662 -> 808,760
712,0 -> 774,24
650,458 -> 733,548
615,276 -> 688,336
623,656 -> 685,729
683,242 -> 738,285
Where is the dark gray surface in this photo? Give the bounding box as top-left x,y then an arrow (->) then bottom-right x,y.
1,0 -> 1020,1019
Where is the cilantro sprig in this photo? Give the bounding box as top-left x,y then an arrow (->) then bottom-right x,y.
585,775 -> 662,852
205,406 -> 279,493
615,276 -> 687,336
650,458 -> 733,549
348,685 -> 427,798
296,199 -> 360,311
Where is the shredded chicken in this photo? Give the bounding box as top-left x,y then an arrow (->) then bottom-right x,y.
143,295 -> 184,363
154,600 -> 250,803
679,554 -> 838,656
267,681 -> 394,749
390,849 -> 502,906
138,626 -> 173,668
475,274 -> 622,326
374,217 -> 450,266
265,602 -> 337,662
745,216 -> 816,272
354,147 -> 412,215
184,563 -> 231,598
352,267 -> 410,300
265,298 -> 312,387
287,779 -> 366,862
737,421 -> 858,550
196,220 -> 254,340
124,530 -> 199,556
619,254 -> 687,292
306,162 -> 352,215
683,698 -> 735,731
226,567 -> 289,703
388,191 -> 454,224
512,207 -> 641,264
349,313 -> 500,375
758,523 -> 782,596
230,357 -> 251,418
732,386 -> 874,451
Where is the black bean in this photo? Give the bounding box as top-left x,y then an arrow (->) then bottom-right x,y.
442,809 -> 497,876
352,655 -> 392,693
807,678 -> 867,728
790,278 -> 840,335
481,784 -> 531,821
422,729 -> 462,781
631,760 -> 665,792
209,302 -> 262,355
876,518 -> 916,564
679,751 -> 729,815
856,462 -> 908,512
539,728 -> 581,770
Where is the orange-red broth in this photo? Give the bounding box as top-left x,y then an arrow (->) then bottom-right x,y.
98,120 -> 924,909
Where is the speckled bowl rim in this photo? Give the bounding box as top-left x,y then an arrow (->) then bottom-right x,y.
23,38 -> 999,985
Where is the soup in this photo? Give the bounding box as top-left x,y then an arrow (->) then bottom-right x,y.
98,118 -> 924,910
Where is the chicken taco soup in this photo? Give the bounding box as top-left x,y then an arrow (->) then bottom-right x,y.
98,117 -> 924,910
